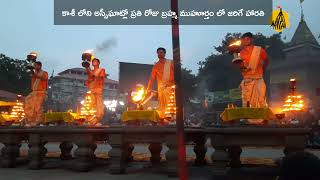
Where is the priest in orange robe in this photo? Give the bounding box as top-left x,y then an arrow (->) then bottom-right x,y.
147,47 -> 175,119
85,58 -> 106,125
25,61 -> 48,126
239,32 -> 270,108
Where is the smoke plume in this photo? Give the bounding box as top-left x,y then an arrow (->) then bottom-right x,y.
95,37 -> 117,52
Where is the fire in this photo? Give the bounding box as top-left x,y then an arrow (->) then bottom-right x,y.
282,95 -> 304,112
165,85 -> 176,117
131,85 -> 145,103
229,40 -> 242,47
84,49 -> 93,54
10,95 -> 25,119
80,91 -> 96,117
29,52 -> 38,57
281,78 -> 304,112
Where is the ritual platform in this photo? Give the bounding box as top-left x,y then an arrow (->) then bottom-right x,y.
0,114 -> 11,122
121,110 -> 160,123
44,112 -> 83,123
220,107 -> 276,122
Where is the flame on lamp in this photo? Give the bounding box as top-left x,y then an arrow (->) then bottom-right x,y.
165,85 -> 176,116
229,40 -> 242,47
29,52 -> 38,57
10,95 -> 25,119
84,49 -> 93,54
282,95 -> 304,112
131,85 -> 145,103
80,91 -> 96,117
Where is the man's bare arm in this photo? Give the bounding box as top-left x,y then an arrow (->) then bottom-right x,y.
86,67 -> 93,77
146,67 -> 156,92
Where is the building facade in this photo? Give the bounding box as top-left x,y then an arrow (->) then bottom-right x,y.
46,68 -> 119,112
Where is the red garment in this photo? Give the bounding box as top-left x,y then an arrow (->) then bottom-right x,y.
147,59 -> 175,118
147,59 -> 174,91
31,70 -> 48,91
240,46 -> 268,79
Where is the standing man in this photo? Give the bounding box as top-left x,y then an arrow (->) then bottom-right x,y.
25,61 -> 48,126
239,32 -> 270,108
147,47 -> 175,119
85,58 -> 106,125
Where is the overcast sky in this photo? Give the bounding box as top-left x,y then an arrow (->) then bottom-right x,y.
0,0 -> 319,80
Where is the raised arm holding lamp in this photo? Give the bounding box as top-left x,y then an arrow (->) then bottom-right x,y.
24,52 -> 48,126
82,50 -> 106,125
230,32 -> 270,108
85,58 -> 106,125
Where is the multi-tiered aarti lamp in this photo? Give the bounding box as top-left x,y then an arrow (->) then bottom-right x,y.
282,78 -> 304,112
164,85 -> 176,120
10,95 -> 25,121
80,91 -> 96,120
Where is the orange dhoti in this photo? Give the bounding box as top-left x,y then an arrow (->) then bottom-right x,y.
25,91 -> 46,123
25,70 -> 48,124
239,45 -> 268,108
240,78 -> 267,108
86,67 -> 106,124
147,59 -> 176,119
90,89 -> 105,122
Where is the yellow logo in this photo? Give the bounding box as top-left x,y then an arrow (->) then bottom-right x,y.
270,6 -> 290,33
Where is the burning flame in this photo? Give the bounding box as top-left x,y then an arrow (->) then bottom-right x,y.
229,40 -> 242,47
290,78 -> 296,82
84,49 -> 93,54
131,85 -> 145,103
165,85 -> 176,116
10,95 -> 25,119
282,95 -> 304,112
80,91 -> 96,117
29,52 -> 38,57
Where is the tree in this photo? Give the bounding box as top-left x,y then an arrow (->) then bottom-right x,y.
0,53 -> 31,95
181,68 -> 197,103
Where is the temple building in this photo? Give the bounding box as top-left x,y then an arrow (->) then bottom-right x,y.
46,68 -> 119,112
270,13 -> 320,109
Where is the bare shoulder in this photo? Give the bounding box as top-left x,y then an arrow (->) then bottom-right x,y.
153,60 -> 160,67
166,59 -> 173,63
99,68 -> 106,75
42,71 -> 49,76
255,45 -> 265,51
41,71 -> 49,79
